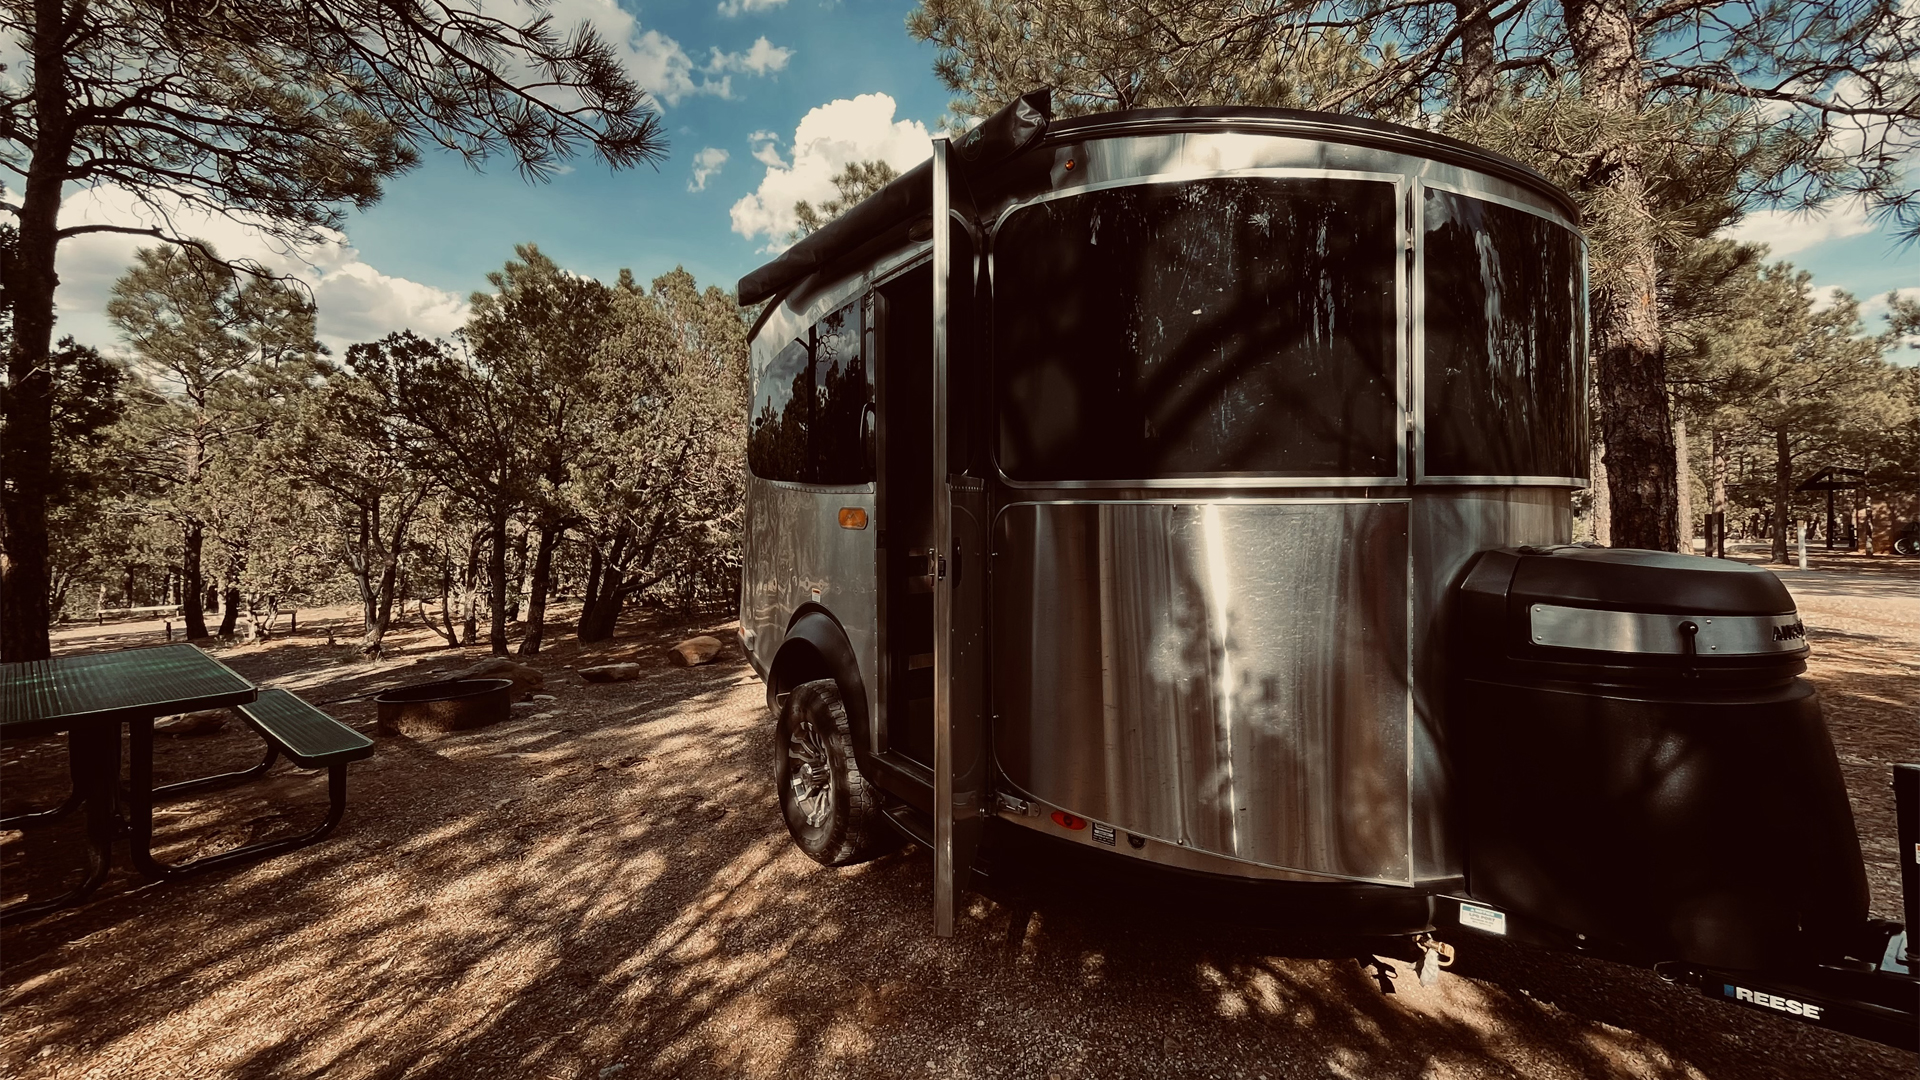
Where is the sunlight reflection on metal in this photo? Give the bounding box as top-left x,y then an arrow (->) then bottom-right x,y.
1200,503 -> 1241,857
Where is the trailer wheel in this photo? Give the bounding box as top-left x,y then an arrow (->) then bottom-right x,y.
775,679 -> 890,865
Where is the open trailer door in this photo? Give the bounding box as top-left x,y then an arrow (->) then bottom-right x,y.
930,135 -> 990,937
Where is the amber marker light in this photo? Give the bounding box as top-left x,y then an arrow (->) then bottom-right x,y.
838,507 -> 869,530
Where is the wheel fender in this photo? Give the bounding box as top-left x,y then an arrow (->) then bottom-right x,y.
767,609 -> 872,762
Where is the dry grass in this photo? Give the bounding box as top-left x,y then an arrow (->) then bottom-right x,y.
2,580 -> 1914,1080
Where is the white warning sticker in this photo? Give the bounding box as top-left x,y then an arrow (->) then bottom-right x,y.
1459,902 -> 1507,936
1091,821 -> 1116,846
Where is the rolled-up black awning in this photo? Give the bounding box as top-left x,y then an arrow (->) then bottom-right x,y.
737,89 -> 1051,307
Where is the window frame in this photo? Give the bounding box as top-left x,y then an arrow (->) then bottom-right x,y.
985,168 -> 1410,490
1413,179 -> 1590,487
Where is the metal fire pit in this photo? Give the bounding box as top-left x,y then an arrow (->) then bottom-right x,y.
373,678 -> 512,734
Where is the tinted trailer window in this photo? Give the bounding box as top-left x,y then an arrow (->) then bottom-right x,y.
1422,188 -> 1586,480
748,300 -> 871,484
993,176 -> 1400,482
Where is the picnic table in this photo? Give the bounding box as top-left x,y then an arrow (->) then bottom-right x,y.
1,644 -> 372,923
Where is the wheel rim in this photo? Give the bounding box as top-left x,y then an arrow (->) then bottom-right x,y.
786,717 -> 834,829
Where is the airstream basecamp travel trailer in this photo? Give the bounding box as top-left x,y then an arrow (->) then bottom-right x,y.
734,92 -> 1918,1050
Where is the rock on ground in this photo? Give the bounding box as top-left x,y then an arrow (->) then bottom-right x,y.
449,657 -> 543,701
153,709 -> 228,736
578,663 -> 641,683
666,636 -> 724,668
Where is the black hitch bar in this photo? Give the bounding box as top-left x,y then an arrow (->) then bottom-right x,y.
1659,763 -> 1918,1051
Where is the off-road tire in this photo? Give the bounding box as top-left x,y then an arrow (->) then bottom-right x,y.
774,679 -> 891,865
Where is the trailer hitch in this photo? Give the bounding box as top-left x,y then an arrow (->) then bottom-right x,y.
1413,933 -> 1456,986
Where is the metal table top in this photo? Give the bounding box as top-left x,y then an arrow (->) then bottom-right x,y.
1,644 -> 256,738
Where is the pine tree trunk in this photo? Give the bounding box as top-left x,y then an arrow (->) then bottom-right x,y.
1566,0 -> 1678,552
1588,429 -> 1612,545
462,530 -> 482,645
517,521 -> 560,655
582,542 -> 604,614
217,585 -> 242,637
1673,413 -> 1691,553
1771,424 -> 1792,564
366,560 -> 399,653
1710,424 -> 1728,519
488,510 -> 510,655
577,570 -> 625,643
0,11 -> 73,662
181,522 -> 210,639
1454,0 -> 1498,109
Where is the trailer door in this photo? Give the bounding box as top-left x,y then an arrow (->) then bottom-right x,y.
931,137 -> 989,937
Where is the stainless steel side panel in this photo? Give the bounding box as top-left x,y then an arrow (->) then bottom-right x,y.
1407,487 -> 1569,883
740,474 -> 879,719
993,499 -> 1412,884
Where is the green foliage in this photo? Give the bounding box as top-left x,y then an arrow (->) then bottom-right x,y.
907,0 -> 1920,550
3,0 -> 671,656
793,160 -> 902,239
906,0 -> 1392,121
40,338 -> 131,619
1675,254 -> 1909,559
3,0 -> 669,253
106,244 -> 322,635
573,267 -> 749,638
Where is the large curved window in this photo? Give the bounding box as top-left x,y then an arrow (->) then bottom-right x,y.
994,176 -> 1400,482
1422,188 -> 1586,480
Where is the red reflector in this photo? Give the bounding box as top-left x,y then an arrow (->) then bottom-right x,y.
1051,811 -> 1087,830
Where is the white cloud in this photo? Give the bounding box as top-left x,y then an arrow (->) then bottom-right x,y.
688,147 -> 730,192
1863,285 -> 1920,337
1722,199 -> 1878,258
1809,284 -> 1849,312
749,130 -> 787,168
730,94 -> 933,249
707,36 -> 793,76
52,185 -> 466,356
544,0 -> 787,106
625,26 -> 721,105
717,0 -> 787,17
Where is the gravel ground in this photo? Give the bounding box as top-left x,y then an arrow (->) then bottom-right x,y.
2,570 -> 1915,1080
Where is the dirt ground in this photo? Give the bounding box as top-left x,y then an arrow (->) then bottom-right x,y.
2,559 -> 1916,1080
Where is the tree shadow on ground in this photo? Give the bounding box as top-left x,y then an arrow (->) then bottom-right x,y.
1,612 -> 1912,1079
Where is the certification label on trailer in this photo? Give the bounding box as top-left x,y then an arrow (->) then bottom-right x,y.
1458,902 -> 1507,935
1091,822 -> 1116,846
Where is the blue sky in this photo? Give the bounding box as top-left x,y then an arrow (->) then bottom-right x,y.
340,0 -> 953,303
44,0 -> 1917,355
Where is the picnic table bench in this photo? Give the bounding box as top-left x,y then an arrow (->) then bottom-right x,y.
2,645 -> 374,921
129,689 -> 374,879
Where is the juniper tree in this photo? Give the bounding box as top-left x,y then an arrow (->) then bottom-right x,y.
276,361 -> 433,654
464,244 -> 617,655
573,268 -> 747,642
